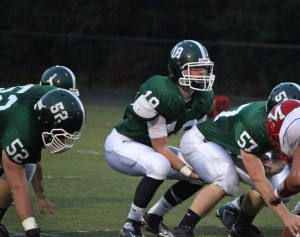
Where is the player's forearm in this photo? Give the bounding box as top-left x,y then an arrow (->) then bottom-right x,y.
252,178 -> 291,221
151,138 -> 186,170
31,163 -> 46,199
31,175 -> 46,199
157,146 -> 185,170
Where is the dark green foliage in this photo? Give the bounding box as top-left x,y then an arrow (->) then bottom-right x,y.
0,0 -> 300,96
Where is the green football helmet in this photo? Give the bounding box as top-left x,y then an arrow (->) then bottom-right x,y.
266,82 -> 300,112
34,88 -> 86,153
40,65 -> 79,96
168,40 -> 215,91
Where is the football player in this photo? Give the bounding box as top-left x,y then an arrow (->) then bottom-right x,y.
29,65 -> 80,214
0,86 -> 85,237
104,40 -> 215,237
266,99 -> 300,237
167,83 -> 300,237
215,82 -> 300,236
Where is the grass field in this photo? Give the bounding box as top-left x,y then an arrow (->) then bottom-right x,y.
3,103 -> 297,237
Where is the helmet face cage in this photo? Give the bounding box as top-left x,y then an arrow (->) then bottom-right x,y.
266,82 -> 300,112
42,129 -> 81,154
168,40 -> 215,91
179,59 -> 215,91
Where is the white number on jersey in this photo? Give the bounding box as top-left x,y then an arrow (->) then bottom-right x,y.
6,138 -> 30,164
0,85 -> 34,111
237,131 -> 258,152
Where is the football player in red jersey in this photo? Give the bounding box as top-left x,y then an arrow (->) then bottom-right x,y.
266,99 -> 300,237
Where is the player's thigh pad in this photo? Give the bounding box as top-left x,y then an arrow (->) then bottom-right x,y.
181,131 -> 239,196
105,129 -> 171,180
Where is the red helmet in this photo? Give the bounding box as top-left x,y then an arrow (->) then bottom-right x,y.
266,99 -> 300,162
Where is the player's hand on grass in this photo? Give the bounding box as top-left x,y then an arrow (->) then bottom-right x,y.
38,197 -> 55,214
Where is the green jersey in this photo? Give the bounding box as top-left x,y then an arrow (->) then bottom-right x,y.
116,75 -> 214,146
198,101 -> 273,157
0,84 -> 56,164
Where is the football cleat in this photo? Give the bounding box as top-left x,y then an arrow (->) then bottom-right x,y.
0,224 -> 10,237
142,212 -> 170,237
229,223 -> 263,237
119,219 -> 145,237
172,226 -> 194,237
216,202 -> 240,232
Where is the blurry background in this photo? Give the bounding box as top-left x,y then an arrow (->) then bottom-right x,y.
1,1 -> 300,236
1,0 -> 299,99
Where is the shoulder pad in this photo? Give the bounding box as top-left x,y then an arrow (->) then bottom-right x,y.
133,94 -> 158,119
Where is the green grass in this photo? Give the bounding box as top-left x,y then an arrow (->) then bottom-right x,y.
3,103 -> 296,236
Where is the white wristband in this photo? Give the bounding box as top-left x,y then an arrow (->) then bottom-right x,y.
179,165 -> 193,177
274,188 -> 281,199
22,217 -> 38,231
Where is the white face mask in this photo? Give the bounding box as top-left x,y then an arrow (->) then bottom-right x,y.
42,128 -> 81,153
179,59 -> 215,91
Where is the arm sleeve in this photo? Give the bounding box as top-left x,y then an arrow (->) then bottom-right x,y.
147,115 -> 168,139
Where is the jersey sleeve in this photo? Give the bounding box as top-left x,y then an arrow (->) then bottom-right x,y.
138,76 -> 183,119
147,115 -> 168,139
2,127 -> 42,165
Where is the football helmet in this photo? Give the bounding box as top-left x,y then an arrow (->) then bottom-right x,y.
266,82 -> 300,113
34,88 -> 86,153
168,40 -> 215,91
40,65 -> 79,96
266,99 -> 300,162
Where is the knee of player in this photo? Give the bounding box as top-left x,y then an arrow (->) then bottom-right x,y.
149,158 -> 172,179
215,170 -> 239,196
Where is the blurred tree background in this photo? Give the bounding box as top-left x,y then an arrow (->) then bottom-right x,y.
0,0 -> 299,97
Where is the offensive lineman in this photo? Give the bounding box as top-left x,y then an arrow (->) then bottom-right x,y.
168,83 -> 300,237
0,85 -> 85,237
30,65 -> 80,214
104,40 -> 215,237
215,82 -> 300,236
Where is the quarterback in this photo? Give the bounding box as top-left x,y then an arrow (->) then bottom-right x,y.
104,40 -> 215,237
0,85 -> 85,237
